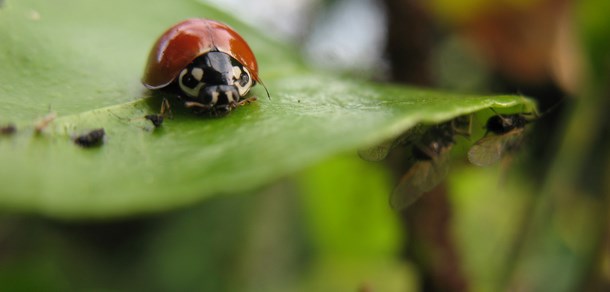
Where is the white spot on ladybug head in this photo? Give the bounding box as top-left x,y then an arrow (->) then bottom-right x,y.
179,68 -> 205,98
225,90 -> 234,103
233,66 -> 253,96
191,67 -> 204,81
211,91 -> 219,104
232,66 -> 242,79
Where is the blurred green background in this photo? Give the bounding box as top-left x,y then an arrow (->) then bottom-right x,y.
1,0 -> 609,291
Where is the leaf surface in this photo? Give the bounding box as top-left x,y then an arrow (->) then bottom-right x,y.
0,0 -> 534,218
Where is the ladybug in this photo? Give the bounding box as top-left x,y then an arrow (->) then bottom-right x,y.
142,18 -> 266,116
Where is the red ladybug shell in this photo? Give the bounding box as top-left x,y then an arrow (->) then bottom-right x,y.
142,18 -> 259,89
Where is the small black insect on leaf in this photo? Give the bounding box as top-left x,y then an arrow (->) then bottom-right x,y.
468,113 -> 532,166
144,98 -> 172,128
390,121 -> 457,210
359,115 -> 471,210
144,114 -> 164,128
358,125 -> 427,162
1,124 -> 16,135
74,128 -> 105,148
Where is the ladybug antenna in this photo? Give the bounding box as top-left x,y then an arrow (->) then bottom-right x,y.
257,78 -> 271,100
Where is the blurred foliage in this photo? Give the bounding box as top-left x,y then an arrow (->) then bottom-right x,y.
577,0 -> 610,81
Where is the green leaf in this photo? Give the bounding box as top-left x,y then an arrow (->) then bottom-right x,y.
0,0 -> 535,219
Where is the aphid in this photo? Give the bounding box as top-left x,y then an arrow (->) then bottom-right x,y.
0,124 -> 16,135
144,114 -> 164,128
390,116 -> 471,209
74,128 -> 105,148
142,18 -> 268,116
467,113 -> 532,167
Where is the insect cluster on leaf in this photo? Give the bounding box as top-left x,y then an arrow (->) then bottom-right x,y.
360,116 -> 472,209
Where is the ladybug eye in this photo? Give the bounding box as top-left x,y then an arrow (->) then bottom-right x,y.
180,69 -> 199,89
239,72 -> 250,87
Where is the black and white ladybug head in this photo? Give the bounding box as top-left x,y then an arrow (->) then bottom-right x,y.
178,51 -> 254,106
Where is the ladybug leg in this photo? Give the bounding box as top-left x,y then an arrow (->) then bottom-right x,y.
213,104 -> 233,117
238,96 -> 257,107
229,101 -> 239,110
184,101 -> 211,110
224,96 -> 255,112
160,98 -> 173,119
184,101 -> 213,115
